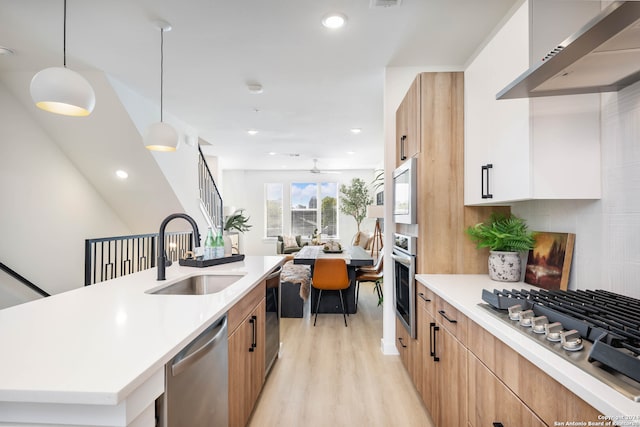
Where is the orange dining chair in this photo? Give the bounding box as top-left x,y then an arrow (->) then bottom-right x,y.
355,250 -> 383,309
311,258 -> 350,327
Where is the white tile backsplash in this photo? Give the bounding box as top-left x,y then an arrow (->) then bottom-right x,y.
512,80 -> 640,299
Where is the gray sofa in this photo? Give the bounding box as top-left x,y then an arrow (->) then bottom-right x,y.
276,235 -> 308,254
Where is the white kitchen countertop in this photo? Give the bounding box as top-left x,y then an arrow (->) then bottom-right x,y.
416,274 -> 640,423
0,256 -> 283,410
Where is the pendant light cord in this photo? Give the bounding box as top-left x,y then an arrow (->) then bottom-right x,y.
63,0 -> 67,67
160,28 -> 164,122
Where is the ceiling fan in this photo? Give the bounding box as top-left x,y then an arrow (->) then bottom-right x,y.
310,159 -> 341,174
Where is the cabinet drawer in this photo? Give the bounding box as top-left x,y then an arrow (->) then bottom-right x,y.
435,296 -> 467,345
228,280 -> 265,335
468,353 -> 545,427
416,283 -> 436,316
468,320 -> 604,426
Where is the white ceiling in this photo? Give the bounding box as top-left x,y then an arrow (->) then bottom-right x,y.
0,0 -> 518,171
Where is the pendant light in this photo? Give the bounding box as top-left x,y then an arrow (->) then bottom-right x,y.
144,21 -> 178,152
30,0 -> 95,117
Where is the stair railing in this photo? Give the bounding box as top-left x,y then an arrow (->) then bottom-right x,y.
0,262 -> 50,297
84,231 -> 193,286
198,145 -> 224,233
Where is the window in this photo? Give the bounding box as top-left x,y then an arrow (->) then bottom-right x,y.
265,183 -> 283,237
291,182 -> 338,238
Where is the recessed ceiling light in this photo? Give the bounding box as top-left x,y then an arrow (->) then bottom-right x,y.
322,13 -> 347,29
247,130 -> 258,135
115,170 -> 129,179
247,83 -> 263,94
347,151 -> 356,155
350,128 -> 362,134
268,152 -> 276,156
0,46 -> 14,55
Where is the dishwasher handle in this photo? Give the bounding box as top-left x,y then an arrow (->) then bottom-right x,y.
171,315 -> 227,377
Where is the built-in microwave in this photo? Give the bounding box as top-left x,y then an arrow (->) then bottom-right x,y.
393,157 -> 417,224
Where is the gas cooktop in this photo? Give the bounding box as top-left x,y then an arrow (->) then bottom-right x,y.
480,288 -> 640,402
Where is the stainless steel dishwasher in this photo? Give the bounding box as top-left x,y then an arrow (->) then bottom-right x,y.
156,315 -> 228,427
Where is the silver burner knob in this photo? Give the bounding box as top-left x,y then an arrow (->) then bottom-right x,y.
544,322 -> 563,342
508,304 -> 523,321
519,310 -> 535,327
532,315 -> 549,334
561,329 -> 583,351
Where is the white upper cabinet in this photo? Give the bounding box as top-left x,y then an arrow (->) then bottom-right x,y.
464,0 -> 602,205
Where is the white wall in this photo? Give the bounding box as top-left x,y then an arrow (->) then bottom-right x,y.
108,76 -> 208,235
221,169 -> 378,255
512,80 -> 640,299
0,81 -> 131,295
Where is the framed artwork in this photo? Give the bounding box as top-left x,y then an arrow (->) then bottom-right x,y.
525,232 -> 575,290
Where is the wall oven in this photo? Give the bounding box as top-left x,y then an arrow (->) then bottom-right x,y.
393,157 -> 417,224
392,233 -> 417,338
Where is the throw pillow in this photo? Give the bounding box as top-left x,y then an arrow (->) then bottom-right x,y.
356,232 -> 370,249
283,235 -> 299,248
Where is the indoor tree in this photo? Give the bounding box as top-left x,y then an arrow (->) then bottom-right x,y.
339,178 -> 373,232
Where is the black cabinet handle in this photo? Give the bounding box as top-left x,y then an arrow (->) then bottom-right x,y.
481,163 -> 493,199
248,315 -> 257,352
432,324 -> 440,362
417,292 -> 431,303
438,310 -> 457,324
252,315 -> 257,349
398,337 -> 407,348
493,423 -> 504,427
400,135 -> 407,161
429,322 -> 436,357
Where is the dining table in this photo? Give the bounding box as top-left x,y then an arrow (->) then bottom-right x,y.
293,245 -> 374,314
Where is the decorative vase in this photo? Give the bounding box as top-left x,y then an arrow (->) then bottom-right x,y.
222,231 -> 235,255
488,251 -> 521,282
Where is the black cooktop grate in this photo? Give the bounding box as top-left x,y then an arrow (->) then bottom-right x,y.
482,288 -> 640,383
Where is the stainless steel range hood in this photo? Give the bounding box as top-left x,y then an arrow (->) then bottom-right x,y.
497,1 -> 640,99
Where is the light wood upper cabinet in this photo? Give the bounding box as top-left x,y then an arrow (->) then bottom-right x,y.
228,283 -> 266,427
395,71 -> 509,275
464,0 -> 602,205
396,75 -> 421,167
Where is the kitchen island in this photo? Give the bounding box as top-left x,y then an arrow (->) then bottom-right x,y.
416,274 -> 640,425
0,256 -> 284,427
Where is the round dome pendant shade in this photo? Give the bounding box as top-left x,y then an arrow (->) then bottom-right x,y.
144,121 -> 179,152
30,67 -> 96,117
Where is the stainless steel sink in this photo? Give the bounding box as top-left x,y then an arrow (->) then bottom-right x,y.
147,274 -> 244,295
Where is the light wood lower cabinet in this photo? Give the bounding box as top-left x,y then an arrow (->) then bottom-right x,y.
468,353 -> 544,427
228,283 -> 266,427
408,284 -> 605,427
396,315 -> 422,393
467,320 -> 604,426
417,285 -> 467,427
436,324 -> 468,427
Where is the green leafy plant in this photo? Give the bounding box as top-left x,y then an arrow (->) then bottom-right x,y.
371,169 -> 384,193
465,213 -> 535,252
339,178 -> 373,232
224,209 -> 252,233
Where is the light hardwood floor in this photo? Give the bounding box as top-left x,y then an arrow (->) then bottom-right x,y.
249,282 -> 434,427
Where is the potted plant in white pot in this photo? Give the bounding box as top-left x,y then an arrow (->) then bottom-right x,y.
465,213 -> 536,282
